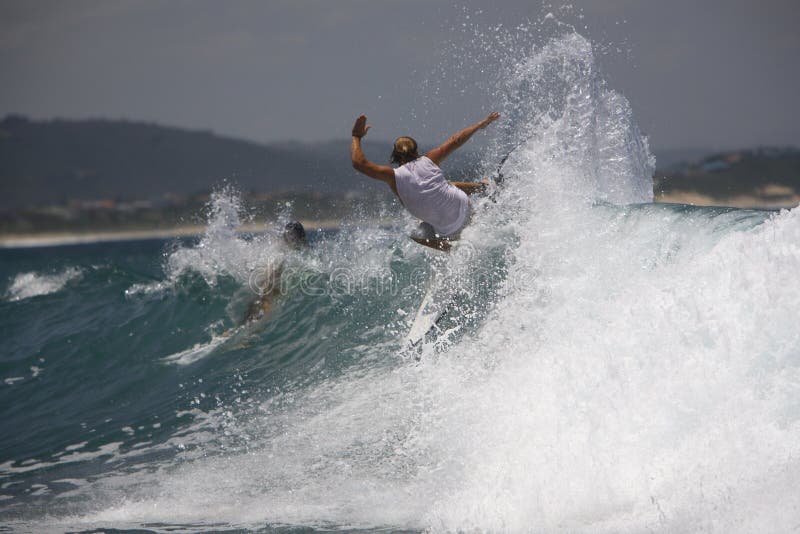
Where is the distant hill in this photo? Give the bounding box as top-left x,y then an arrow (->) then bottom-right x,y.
654,147 -> 800,207
0,115 -> 357,209
0,116 -> 482,210
651,148 -> 716,171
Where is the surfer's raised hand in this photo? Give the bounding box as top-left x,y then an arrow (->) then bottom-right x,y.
479,111 -> 501,129
427,112 -> 501,165
352,115 -> 371,138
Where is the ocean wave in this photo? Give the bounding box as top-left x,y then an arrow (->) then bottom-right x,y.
3,21 -> 800,534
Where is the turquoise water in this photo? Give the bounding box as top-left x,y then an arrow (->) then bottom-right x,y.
0,214 -> 512,531
2,29 -> 800,533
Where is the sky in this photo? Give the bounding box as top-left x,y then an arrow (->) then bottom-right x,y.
1,0 -> 798,151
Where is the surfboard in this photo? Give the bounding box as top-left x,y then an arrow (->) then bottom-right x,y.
405,276 -> 445,347
404,141 -> 526,346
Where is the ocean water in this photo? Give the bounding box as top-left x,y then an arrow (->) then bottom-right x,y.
2,31 -> 800,533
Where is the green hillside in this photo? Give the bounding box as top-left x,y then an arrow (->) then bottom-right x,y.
0,116 -> 379,209
654,147 -> 800,207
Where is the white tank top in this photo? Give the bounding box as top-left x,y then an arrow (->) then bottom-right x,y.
393,156 -> 470,236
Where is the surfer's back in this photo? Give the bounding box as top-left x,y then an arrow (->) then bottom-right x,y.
394,156 -> 470,237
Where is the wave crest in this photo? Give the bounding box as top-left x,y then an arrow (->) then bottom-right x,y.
4,267 -> 82,302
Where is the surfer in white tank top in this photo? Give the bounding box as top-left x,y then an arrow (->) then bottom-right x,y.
393,156 -> 469,237
350,111 -> 501,251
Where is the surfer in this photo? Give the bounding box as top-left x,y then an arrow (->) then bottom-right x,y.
243,221 -> 309,323
350,112 -> 500,251
215,221 -> 308,346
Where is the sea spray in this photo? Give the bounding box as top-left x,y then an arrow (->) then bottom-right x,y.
491,32 -> 654,209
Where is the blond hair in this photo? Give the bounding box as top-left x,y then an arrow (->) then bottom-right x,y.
390,136 -> 419,165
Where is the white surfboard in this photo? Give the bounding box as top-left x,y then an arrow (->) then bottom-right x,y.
405,271 -> 457,348
405,285 -> 440,347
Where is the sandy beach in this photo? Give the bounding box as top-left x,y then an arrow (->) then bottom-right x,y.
0,219 -> 344,248
655,192 -> 799,211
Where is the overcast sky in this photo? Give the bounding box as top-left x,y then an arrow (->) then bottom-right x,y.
1,0 -> 798,150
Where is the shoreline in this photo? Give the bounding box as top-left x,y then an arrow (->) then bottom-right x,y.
3,195 -> 797,249
0,220 -> 343,249
656,192 -> 799,211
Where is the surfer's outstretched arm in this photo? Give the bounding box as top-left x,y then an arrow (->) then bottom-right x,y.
427,112 -> 500,166
351,115 -> 399,196
450,180 -> 489,196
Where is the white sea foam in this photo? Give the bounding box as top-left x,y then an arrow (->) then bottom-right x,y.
3,377 -> 24,386
4,267 -> 82,302
125,186 -> 404,301
0,442 -> 124,477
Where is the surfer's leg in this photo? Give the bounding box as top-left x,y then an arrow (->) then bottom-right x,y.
415,222 -> 436,239
410,222 -> 452,252
410,235 -> 452,252
449,180 -> 490,196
